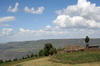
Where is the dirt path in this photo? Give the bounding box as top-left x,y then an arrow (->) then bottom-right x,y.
13,57 -> 100,66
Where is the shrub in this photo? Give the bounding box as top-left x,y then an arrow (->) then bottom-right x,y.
49,48 -> 57,55
0,60 -> 3,63
39,49 -> 45,56
38,43 -> 57,56
13,58 -> 18,61
30,54 -> 34,57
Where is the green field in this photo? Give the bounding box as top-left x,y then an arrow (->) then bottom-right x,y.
0,50 -> 100,66
52,50 -> 100,64
12,57 -> 100,66
0,57 -> 40,66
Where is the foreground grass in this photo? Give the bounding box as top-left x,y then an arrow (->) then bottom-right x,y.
52,50 -> 100,64
1,50 -> 100,66
0,57 -> 39,66
13,57 -> 100,66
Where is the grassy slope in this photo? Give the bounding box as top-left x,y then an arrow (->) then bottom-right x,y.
1,50 -> 100,66
13,57 -> 100,66
52,50 -> 100,64
0,57 -> 39,66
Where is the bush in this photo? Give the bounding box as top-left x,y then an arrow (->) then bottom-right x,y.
38,43 -> 57,56
13,58 -> 18,61
34,54 -> 38,57
0,60 -> 3,63
30,54 -> 34,57
49,48 -> 57,55
39,49 -> 45,56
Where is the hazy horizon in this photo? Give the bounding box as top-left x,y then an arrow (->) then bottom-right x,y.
0,37 -> 100,44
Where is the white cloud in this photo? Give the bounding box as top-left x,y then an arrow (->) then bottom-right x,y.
17,27 -> 69,37
8,2 -> 19,13
24,6 -> 44,14
0,16 -> 15,27
53,15 -> 100,28
1,28 -> 13,36
18,28 -> 34,36
0,0 -> 100,43
44,25 -> 52,31
0,27 -> 99,43
0,16 -> 15,23
54,0 -> 100,29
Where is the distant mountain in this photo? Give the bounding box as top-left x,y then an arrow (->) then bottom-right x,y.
0,38 -> 100,61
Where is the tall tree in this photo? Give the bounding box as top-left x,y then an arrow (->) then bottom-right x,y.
85,36 -> 90,48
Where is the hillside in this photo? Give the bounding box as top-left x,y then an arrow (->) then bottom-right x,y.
0,39 -> 100,61
13,57 -> 100,66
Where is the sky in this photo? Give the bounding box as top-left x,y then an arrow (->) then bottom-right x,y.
0,0 -> 100,43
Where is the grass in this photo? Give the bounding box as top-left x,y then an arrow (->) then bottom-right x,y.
13,57 -> 100,66
0,57 -> 40,66
1,50 -> 100,66
52,50 -> 100,64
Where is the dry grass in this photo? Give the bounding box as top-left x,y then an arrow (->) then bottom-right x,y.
13,57 -> 100,66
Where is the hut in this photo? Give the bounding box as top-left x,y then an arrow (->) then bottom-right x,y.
64,45 -> 85,53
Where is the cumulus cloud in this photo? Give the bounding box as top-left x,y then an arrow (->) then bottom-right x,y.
53,15 -> 100,28
24,6 -> 44,14
0,16 -> 15,27
17,27 -> 69,37
0,0 -> 100,43
8,2 -> 19,13
54,0 -> 100,29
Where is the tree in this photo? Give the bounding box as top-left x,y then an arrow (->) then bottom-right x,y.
30,54 -> 34,57
85,36 -> 90,48
39,49 -> 45,56
27,55 -> 30,58
38,43 -> 57,56
13,58 -> 18,61
0,60 -> 3,63
44,43 -> 53,51
44,43 -> 53,56
49,48 -> 57,55
22,57 -> 25,59
34,54 -> 38,57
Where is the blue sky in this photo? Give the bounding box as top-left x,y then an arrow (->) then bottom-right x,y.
0,0 -> 77,29
0,0 -> 100,43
